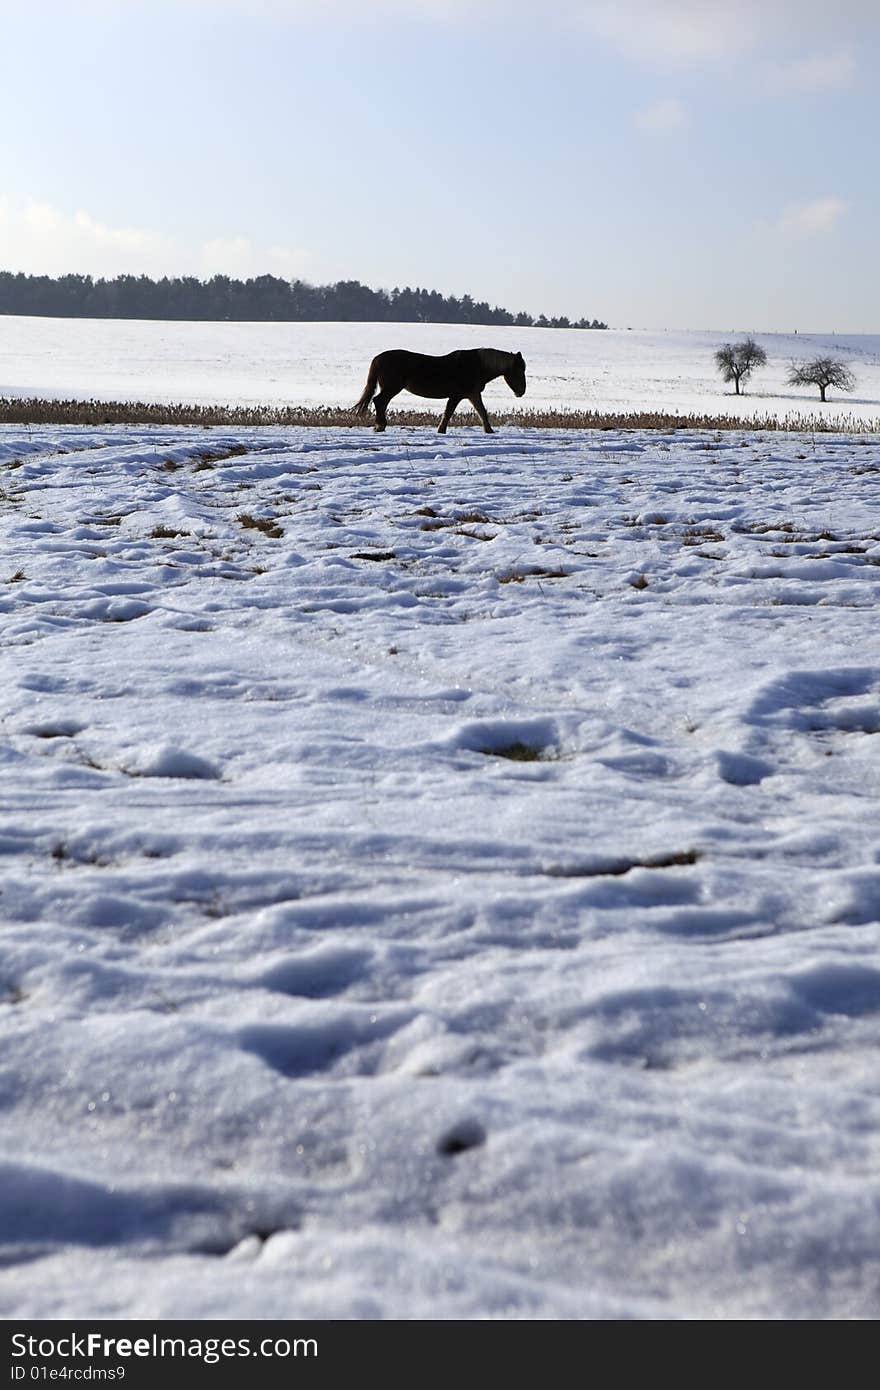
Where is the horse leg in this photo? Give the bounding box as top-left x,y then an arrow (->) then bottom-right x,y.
438,396 -> 463,433
468,392 -> 494,434
373,388 -> 397,432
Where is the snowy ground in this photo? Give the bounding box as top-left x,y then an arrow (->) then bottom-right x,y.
1,418 -> 880,1320
1,316 -> 879,425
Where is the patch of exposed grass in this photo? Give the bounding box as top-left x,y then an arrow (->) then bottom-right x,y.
497,566 -> 568,583
546,849 -> 700,879
150,525 -> 190,539
420,509 -> 494,534
480,741 -> 546,762
641,849 -> 701,870
193,444 -> 250,469
681,526 -> 725,545
236,513 -> 283,538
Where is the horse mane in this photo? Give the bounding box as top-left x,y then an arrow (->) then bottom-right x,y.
475,348 -> 516,372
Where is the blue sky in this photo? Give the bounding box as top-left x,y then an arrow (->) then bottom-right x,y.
1,0 -> 877,330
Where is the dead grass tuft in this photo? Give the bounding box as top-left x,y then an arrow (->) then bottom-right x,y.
681,526 -> 725,545
150,525 -> 190,539
236,513 -> 284,538
481,741 -> 545,762
3,397 -> 877,433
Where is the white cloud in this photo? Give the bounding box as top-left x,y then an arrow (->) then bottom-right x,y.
15,1 -> 880,67
762,46 -> 856,93
580,1 -> 878,66
775,197 -> 850,236
584,1 -> 754,65
192,0 -> 762,56
0,198 -> 308,280
200,237 -> 309,279
634,98 -> 687,133
0,199 -> 176,277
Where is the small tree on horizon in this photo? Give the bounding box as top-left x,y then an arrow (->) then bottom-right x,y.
714,337 -> 768,395
787,356 -> 856,403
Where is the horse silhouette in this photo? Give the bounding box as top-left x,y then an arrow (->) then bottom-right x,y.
354,347 -> 526,433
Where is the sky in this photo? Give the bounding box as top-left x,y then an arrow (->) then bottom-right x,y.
1,0 -> 878,331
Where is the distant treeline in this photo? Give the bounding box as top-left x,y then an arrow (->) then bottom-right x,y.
0,271 -> 607,329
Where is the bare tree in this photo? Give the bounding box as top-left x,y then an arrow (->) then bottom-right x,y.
787,357 -> 856,403
714,337 -> 768,395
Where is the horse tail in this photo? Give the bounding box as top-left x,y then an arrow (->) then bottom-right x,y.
354,357 -> 381,415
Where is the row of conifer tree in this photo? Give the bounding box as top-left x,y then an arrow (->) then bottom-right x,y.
0,271 -> 607,329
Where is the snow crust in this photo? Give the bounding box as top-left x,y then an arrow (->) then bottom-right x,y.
2,413 -> 880,1319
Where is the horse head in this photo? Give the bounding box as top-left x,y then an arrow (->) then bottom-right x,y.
504,351 -> 527,398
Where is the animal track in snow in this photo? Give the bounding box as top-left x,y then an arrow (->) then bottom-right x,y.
238,1008 -> 413,1078
256,945 -> 374,999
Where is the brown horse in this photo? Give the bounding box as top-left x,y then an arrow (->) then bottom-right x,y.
354,347 -> 526,433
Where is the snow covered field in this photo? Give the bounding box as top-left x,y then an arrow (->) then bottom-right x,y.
2,316 -> 879,426
2,415 -> 880,1320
